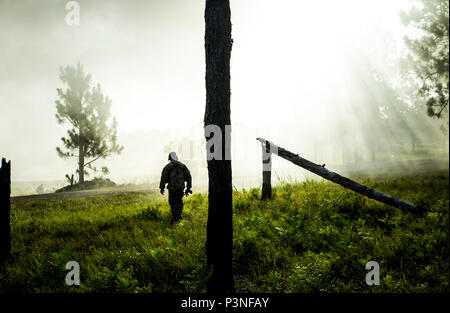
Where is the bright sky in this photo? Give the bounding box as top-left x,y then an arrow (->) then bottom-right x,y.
105,0 -> 413,132
230,0 -> 412,129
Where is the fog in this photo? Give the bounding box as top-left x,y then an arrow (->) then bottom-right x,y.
0,0 -> 448,196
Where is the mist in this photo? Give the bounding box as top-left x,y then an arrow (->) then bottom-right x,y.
0,0 -> 448,196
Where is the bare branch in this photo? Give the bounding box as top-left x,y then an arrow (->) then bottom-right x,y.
83,152 -> 108,168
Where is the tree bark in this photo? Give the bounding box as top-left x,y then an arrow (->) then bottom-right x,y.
204,0 -> 235,293
78,144 -> 84,184
256,138 -> 422,213
0,158 -> 11,263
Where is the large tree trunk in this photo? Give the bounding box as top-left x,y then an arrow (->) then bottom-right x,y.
0,158 -> 11,263
204,0 -> 235,293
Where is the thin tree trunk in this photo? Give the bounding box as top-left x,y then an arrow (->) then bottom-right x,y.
0,158 -> 11,263
204,0 -> 235,293
78,144 -> 84,184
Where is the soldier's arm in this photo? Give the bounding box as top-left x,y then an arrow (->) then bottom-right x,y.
159,165 -> 170,190
184,166 -> 192,190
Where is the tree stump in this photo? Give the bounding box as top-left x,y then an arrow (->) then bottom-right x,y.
261,141 -> 272,200
0,158 -> 11,262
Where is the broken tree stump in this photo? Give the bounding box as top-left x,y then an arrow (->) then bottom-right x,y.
256,138 -> 422,213
260,139 -> 272,199
0,158 -> 11,262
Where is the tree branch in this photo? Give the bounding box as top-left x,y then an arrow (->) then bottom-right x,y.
65,116 -> 78,128
83,152 -> 108,168
437,102 -> 449,116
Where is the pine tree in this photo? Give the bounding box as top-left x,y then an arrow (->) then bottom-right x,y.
400,0 -> 449,119
55,63 -> 123,184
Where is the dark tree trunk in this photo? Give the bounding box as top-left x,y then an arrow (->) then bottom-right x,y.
0,158 -> 11,263
204,0 -> 235,293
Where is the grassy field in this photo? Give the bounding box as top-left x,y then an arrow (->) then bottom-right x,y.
0,173 -> 448,293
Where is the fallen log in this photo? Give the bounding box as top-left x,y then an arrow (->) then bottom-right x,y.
257,137 -> 422,213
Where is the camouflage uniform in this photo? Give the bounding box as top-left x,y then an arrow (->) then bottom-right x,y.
159,160 -> 192,222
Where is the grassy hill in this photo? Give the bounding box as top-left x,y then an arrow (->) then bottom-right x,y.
0,174 -> 448,292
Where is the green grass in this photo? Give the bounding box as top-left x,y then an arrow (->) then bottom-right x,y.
0,174 -> 448,293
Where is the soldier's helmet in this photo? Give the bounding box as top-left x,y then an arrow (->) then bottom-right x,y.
168,152 -> 179,161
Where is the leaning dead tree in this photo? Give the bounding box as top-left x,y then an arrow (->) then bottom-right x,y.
0,158 -> 11,263
257,138 -> 422,213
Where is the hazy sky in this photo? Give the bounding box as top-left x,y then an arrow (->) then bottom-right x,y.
2,0 -> 434,185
